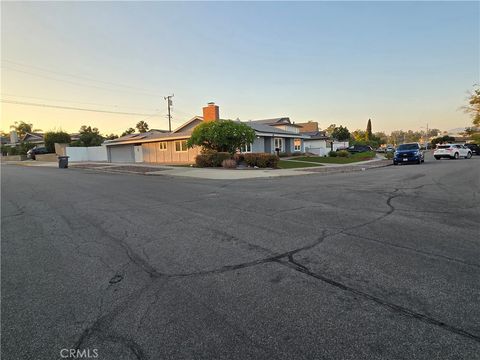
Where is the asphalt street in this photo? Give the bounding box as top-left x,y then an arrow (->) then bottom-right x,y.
2,153 -> 480,360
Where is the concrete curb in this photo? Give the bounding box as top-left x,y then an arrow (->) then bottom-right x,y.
7,158 -> 393,179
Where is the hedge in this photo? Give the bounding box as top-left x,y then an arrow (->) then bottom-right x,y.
243,153 -> 279,168
195,152 -> 231,167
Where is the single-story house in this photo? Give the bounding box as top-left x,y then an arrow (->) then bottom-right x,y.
297,121 -> 350,155
302,131 -> 330,156
104,103 -> 309,164
22,132 -> 45,145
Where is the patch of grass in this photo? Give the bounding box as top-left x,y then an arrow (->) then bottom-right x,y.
277,160 -> 324,169
294,151 -> 376,164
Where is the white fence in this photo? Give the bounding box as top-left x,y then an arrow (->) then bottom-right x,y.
332,141 -> 349,151
66,146 -> 108,162
305,146 -> 328,156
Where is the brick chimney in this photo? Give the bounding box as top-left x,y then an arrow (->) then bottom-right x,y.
203,102 -> 220,122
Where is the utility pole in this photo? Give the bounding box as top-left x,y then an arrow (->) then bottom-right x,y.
426,123 -> 429,149
164,94 -> 174,132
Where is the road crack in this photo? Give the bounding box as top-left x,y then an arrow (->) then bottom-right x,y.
275,256 -> 480,344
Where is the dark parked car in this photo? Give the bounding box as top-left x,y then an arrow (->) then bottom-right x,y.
27,146 -> 49,160
464,143 -> 480,155
393,143 -> 424,165
345,145 -> 373,153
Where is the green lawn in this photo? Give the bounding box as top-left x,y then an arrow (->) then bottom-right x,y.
293,151 -> 376,164
277,160 -> 324,169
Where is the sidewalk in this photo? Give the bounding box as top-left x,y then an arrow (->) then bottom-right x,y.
4,157 -> 391,180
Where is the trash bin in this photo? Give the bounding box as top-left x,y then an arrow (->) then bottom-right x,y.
58,156 -> 69,169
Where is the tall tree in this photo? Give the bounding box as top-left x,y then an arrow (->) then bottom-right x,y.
75,126 -> 104,147
10,121 -> 33,138
121,128 -> 135,137
325,124 -> 337,135
187,120 -> 255,154
331,126 -> 350,141
374,132 -> 388,145
351,129 -> 366,142
366,119 -> 372,140
44,131 -> 71,153
104,133 -> 119,140
463,85 -> 480,127
136,121 -> 149,133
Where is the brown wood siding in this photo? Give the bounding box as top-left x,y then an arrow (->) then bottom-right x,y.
142,140 -> 200,164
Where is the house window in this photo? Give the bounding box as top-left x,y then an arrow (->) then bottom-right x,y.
175,140 -> 188,152
158,142 -> 167,150
240,143 -> 252,153
294,138 -> 301,151
274,138 -> 284,152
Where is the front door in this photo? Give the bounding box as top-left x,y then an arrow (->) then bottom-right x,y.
274,138 -> 284,152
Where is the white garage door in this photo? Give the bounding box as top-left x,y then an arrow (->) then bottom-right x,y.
109,145 -> 135,163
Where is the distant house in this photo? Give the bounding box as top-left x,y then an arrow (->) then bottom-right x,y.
0,136 -> 9,145
303,131 -> 330,156
22,132 -> 44,145
297,121 -> 350,155
297,121 -> 319,133
104,103 -> 308,164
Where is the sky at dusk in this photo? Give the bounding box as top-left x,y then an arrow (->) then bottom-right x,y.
1,1 -> 479,135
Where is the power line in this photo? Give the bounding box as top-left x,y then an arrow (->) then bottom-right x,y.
2,66 -> 162,97
2,59 -> 163,94
1,93 -> 160,112
1,99 -> 158,116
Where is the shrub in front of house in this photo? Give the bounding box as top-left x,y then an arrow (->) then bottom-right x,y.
233,153 -> 245,164
385,152 -> 394,159
221,159 -> 237,169
44,131 -> 71,153
243,153 -> 279,168
2,142 -> 36,156
6,146 -> 18,155
195,151 -> 231,167
328,150 -> 337,157
336,150 -> 350,157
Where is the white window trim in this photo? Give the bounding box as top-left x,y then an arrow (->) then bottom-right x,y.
158,142 -> 167,151
274,138 -> 284,152
174,140 -> 188,152
241,143 -> 253,153
294,138 -> 302,152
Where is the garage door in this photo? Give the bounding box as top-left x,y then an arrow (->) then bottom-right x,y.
108,145 -> 135,163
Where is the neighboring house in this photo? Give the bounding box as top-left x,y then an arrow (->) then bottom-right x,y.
248,117 -> 301,134
22,132 -> 45,146
0,136 -> 9,145
104,120 -> 204,163
303,131 -> 329,156
245,118 -> 308,154
330,140 -> 350,151
69,133 -> 81,142
297,121 -> 319,133
104,103 -> 309,164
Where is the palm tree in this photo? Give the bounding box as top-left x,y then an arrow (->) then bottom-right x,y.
136,121 -> 149,133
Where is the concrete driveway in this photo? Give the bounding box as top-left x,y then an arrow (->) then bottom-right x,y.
1,153 -> 479,359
